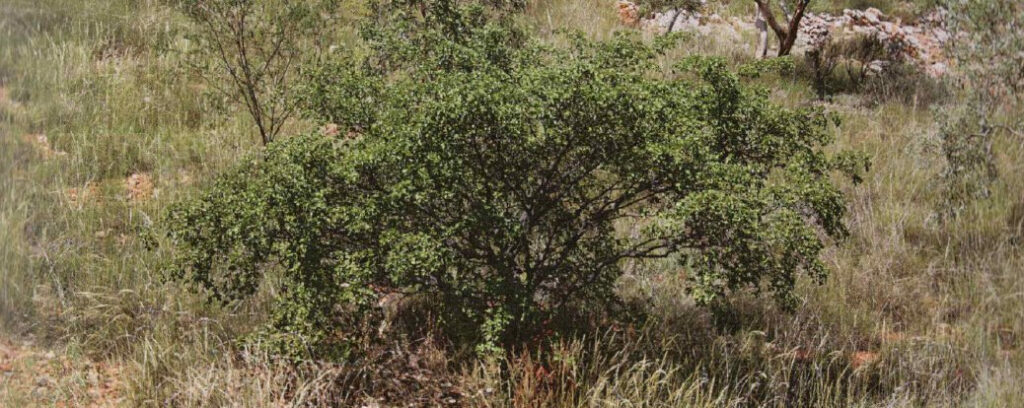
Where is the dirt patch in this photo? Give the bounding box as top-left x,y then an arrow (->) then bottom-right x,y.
66,182 -> 101,208
850,350 -> 879,369
321,122 -> 341,137
125,172 -> 154,203
0,337 -> 124,407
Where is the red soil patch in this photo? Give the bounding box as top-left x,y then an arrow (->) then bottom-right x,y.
125,172 -> 154,203
66,182 -> 101,207
850,351 -> 879,369
0,337 -> 124,407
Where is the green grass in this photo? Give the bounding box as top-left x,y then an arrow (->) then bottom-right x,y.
1,0 -> 1022,406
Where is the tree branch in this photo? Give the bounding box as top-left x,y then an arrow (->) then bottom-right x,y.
754,0 -> 788,42
787,0 -> 810,40
777,0 -> 792,23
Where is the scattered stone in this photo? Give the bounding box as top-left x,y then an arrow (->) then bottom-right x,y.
641,8 -> 742,43
615,2 -> 951,78
0,336 -> 126,406
641,8 -> 702,35
614,0 -> 714,35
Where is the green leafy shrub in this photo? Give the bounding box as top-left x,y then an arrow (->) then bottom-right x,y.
935,0 -> 1023,216
165,2 -> 865,356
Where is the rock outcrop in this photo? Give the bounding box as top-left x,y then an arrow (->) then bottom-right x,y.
616,0 -> 640,26
798,8 -> 950,77
636,3 -> 743,43
614,2 -> 951,77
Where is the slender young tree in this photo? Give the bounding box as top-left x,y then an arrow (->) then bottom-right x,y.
184,0 -> 336,145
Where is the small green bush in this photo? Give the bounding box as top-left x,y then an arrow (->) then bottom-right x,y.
165,1 -> 865,357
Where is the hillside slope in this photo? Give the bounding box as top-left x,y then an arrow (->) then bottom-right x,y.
1,0 -> 1021,406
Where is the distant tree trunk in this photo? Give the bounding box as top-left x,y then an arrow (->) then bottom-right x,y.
754,4 -> 769,58
753,0 -> 811,57
666,9 -> 682,34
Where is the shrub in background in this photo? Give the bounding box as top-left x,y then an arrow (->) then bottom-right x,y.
858,62 -> 947,107
805,33 -> 886,100
936,0 -> 1023,216
182,0 -> 340,145
802,33 -> 947,106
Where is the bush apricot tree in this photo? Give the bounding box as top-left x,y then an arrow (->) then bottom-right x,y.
166,0 -> 865,356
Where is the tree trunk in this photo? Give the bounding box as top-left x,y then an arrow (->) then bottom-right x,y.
666,9 -> 682,34
778,31 -> 797,56
753,0 -> 810,57
754,4 -> 769,58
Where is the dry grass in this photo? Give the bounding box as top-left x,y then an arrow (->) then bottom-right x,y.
1,0 -> 1021,406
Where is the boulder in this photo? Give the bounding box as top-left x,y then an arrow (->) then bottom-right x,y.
617,0 -> 640,26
